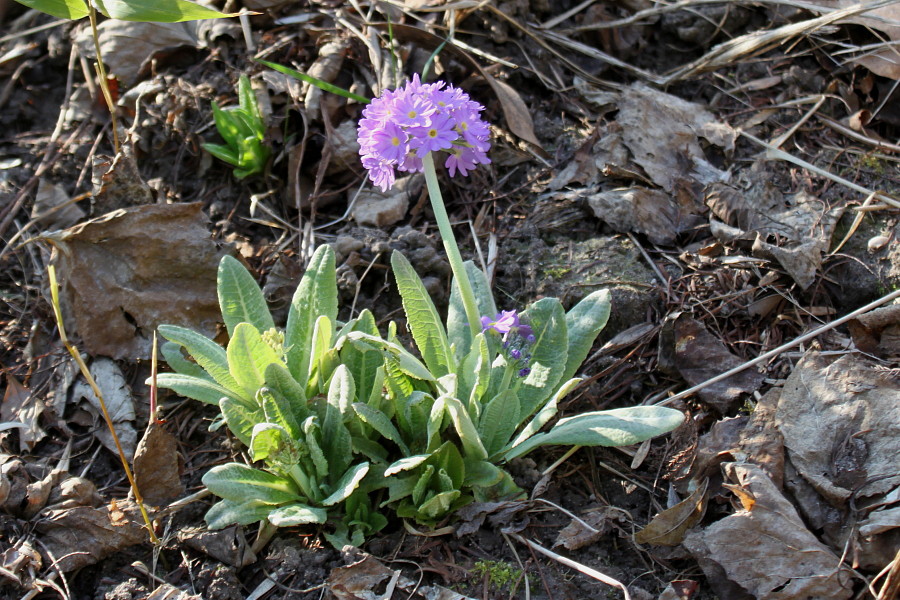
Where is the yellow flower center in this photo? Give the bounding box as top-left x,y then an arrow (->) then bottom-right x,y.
428,129 -> 437,138
407,110 -> 417,118
391,136 -> 401,146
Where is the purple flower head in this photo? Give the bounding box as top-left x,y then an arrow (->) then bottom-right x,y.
481,310 -> 520,335
357,76 -> 491,191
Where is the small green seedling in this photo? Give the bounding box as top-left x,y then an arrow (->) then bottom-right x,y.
202,75 -> 271,179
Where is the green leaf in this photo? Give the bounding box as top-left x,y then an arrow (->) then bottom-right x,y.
155,373 -> 241,405
463,460 -> 505,488
458,333 -> 491,413
202,142 -> 240,167
203,463 -> 301,505
418,490 -> 461,520
13,0 -> 88,20
210,103 -> 244,143
217,255 -> 275,337
160,341 -> 208,379
219,397 -> 260,446
158,324 -> 241,395
267,503 -> 328,527
249,423 -> 291,463
353,403 -> 410,456
391,251 -> 454,378
205,499 -> 273,529
327,365 -> 355,419
561,290 -> 611,383
506,377 -> 581,453
321,463 -> 370,506
227,323 -> 282,398
385,454 -> 430,476
352,436 -> 389,463
257,388 -> 299,440
442,396 -> 488,461
237,75 -> 264,133
265,362 -> 309,424
285,245 -> 338,381
323,399 -> 352,479
447,261 -> 497,361
347,332 -> 435,382
302,417 -> 329,480
433,441 -> 465,488
93,0 -> 237,21
478,390 -> 520,458
256,59 -> 371,104
504,406 -> 685,460
518,298 -> 568,419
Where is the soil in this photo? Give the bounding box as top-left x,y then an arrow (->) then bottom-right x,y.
1,1 -> 899,599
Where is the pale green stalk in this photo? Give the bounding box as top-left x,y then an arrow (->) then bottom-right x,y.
422,152 -> 482,339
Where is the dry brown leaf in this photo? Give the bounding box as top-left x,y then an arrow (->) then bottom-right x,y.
34,500 -> 147,573
0,374 -> 45,452
616,82 -> 734,194
70,358 -> 137,460
133,422 -> 185,506
736,388 -> 785,488
31,179 -> 85,231
553,507 -> 624,550
73,21 -> 208,86
659,314 -> 765,412
47,202 -> 228,360
706,178 -> 843,289
146,584 -> 201,600
848,303 -> 900,357
585,186 -> 705,245
177,526 -> 256,568
635,479 -> 708,547
90,148 -> 154,216
776,351 -> 900,504
683,463 -> 854,600
453,501 -> 531,537
328,551 -> 475,600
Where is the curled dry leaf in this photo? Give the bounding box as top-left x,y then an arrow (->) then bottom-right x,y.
133,421 -> 185,506
848,303 -> 900,358
328,552 -> 476,600
706,177 -> 843,289
70,358 -> 137,460
659,313 -> 765,412
615,82 -> 735,194
47,202 -> 229,360
33,500 -> 148,573
177,526 -> 256,568
586,186 -> 705,245
776,351 -> 900,504
553,506 -> 626,550
0,374 -> 45,452
453,501 -> 531,537
31,179 -> 85,231
634,479 -> 708,547
683,463 -> 854,600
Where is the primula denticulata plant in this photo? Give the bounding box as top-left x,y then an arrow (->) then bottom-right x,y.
157,75 -> 683,546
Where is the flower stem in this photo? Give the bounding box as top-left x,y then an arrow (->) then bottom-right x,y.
422,152 -> 482,340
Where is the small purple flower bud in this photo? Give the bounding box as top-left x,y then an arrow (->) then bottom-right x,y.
526,334 -> 536,344
509,348 -> 522,360
518,367 -> 531,378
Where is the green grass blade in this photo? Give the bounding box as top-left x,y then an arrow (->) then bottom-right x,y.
256,59 -> 370,104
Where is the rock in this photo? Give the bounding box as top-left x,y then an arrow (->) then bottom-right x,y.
351,175 -> 422,228
496,231 -> 658,338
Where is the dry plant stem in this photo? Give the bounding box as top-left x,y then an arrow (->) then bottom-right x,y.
510,533 -> 632,600
88,5 -> 120,155
660,286 -> 900,407
740,130 -> 900,210
47,266 -> 158,544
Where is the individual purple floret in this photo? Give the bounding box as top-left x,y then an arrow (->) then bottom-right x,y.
481,310 -> 535,378
358,75 -> 491,192
480,310 -> 520,335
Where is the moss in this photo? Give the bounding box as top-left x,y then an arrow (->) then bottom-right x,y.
470,560 -> 525,591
